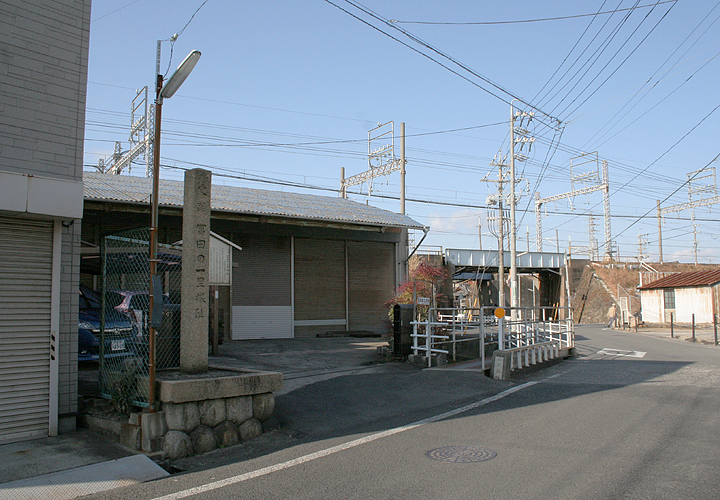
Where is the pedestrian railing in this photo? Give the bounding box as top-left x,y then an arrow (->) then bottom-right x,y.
410,306 -> 573,371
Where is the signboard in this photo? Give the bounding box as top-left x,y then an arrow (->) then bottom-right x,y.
209,235 -> 231,285
416,297 -> 431,306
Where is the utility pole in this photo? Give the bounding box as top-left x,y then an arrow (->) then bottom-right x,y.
400,122 -> 406,214
478,215 -> 483,251
526,225 -> 530,252
588,215 -> 597,261
509,105 -> 518,313
497,177 -> 505,308
556,229 -> 560,253
657,200 -> 663,263
692,210 -> 699,266
509,103 -> 534,314
485,154 -> 508,308
340,167 -> 346,198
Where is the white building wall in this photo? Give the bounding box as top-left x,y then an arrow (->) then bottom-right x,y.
641,287 -> 715,324
640,289 -> 663,323
675,288 -> 714,323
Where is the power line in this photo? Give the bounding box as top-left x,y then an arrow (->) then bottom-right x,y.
392,1 -> 678,26
560,0 -> 677,120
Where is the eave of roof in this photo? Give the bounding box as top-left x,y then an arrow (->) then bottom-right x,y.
638,269 -> 720,290
83,172 -> 424,230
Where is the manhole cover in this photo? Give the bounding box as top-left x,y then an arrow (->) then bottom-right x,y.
426,446 -> 497,463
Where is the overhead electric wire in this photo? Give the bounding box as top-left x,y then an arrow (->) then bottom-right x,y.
531,1 -> 609,106
325,0 -> 560,126
545,0 -> 642,117
560,0 -> 677,120
162,0 -> 210,77
545,103 -> 720,247
536,0 -> 628,110
392,1 -> 677,26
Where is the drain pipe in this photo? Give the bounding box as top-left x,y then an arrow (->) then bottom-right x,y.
406,226 -> 430,263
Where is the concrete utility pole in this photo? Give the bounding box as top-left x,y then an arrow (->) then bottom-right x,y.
509,105 -> 518,314
657,200 -> 663,263
497,165 -> 505,308
478,215 -> 483,251
340,167 -> 348,198
509,103 -> 535,313
486,155 -> 508,308
400,122 -> 406,214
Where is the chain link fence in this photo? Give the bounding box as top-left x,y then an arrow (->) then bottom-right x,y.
100,228 -> 182,408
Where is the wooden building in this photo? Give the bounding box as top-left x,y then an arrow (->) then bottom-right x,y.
638,269 -> 720,324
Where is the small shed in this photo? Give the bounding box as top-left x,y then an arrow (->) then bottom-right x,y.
638,269 -> 720,324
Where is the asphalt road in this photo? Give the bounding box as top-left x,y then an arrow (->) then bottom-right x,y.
85,325 -> 720,500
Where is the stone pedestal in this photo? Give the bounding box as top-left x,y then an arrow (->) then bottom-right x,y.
181,168 -> 211,373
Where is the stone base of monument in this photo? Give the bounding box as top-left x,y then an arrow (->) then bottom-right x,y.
80,367 -> 283,460
150,367 -> 282,459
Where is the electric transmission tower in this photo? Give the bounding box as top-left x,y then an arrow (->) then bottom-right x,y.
97,87 -> 153,176
340,121 -> 407,213
588,215 -> 598,261
637,231 -> 649,263
535,153 -> 611,259
657,162 -> 720,264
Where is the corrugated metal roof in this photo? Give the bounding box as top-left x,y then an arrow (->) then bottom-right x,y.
638,269 -> 720,290
83,172 -> 425,229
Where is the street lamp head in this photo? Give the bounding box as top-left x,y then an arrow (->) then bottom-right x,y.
160,50 -> 201,99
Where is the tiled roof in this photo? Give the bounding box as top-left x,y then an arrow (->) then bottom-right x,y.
83,172 -> 424,230
638,269 -> 720,290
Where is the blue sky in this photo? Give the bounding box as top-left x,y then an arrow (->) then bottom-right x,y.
84,1 -> 720,263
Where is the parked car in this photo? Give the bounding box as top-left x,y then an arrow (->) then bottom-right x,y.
78,285 -> 137,362
104,289 -> 180,336
105,289 -> 181,369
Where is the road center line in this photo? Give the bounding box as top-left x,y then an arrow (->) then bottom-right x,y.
152,380 -> 539,500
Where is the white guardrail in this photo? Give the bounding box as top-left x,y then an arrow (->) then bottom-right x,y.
411,306 -> 574,371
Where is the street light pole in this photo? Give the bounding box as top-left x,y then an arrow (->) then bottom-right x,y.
148,72 -> 163,410
147,48 -> 201,410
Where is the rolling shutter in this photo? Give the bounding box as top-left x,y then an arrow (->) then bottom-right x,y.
0,216 -> 53,443
294,238 -> 346,337
347,241 -> 395,334
232,234 -> 292,339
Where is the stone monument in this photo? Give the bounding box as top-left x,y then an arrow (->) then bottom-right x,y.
181,168 -> 211,373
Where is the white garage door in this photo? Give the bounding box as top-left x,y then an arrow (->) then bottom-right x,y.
0,216 -> 53,443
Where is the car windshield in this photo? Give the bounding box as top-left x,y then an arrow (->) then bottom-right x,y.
79,286 -> 101,309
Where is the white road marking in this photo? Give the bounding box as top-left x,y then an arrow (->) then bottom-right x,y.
597,348 -> 646,358
151,381 -> 539,500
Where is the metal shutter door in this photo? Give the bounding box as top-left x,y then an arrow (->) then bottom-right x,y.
294,238 -> 346,337
347,241 -> 395,334
0,216 -> 53,443
232,234 -> 292,339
